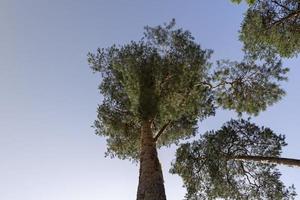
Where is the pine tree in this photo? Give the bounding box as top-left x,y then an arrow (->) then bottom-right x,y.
88,20 -> 288,200
171,119 -> 298,199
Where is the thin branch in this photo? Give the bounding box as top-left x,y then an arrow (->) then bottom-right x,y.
195,81 -> 213,88
240,162 -> 260,188
271,0 -> 292,12
196,80 -> 233,90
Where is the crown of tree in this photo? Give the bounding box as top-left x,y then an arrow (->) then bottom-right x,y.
88,20 -> 288,161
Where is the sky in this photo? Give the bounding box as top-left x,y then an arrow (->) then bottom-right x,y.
1,0 -> 299,200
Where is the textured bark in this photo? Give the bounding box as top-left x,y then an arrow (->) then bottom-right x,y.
230,155 -> 300,168
136,120 -> 167,200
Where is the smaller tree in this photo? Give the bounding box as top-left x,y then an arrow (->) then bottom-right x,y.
171,119 -> 298,200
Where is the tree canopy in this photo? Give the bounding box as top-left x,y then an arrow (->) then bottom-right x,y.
88,20 -> 214,160
88,20 -> 288,161
171,119 -> 297,200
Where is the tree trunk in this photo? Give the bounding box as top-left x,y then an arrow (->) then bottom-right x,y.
230,155 -> 300,168
136,120 -> 167,200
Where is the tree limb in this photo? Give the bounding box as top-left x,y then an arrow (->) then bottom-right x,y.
154,121 -> 171,142
229,155 -> 300,168
270,10 -> 300,28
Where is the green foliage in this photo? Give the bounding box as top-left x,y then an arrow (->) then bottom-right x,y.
170,119 -> 297,200
213,54 -> 288,115
239,0 -> 300,58
88,20 -> 215,160
88,20 -> 288,161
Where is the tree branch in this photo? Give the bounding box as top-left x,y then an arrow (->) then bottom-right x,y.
271,0 -> 292,12
270,10 -> 300,28
154,121 -> 171,142
198,155 -> 300,168
229,155 -> 300,168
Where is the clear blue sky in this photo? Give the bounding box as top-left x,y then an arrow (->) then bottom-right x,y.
1,0 -> 299,199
